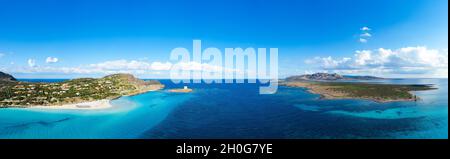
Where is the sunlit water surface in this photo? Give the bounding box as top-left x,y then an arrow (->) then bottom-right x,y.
0,79 -> 447,139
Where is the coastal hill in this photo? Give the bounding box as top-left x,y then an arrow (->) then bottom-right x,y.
286,73 -> 382,81
282,73 -> 435,102
0,72 -> 164,107
0,71 -> 16,82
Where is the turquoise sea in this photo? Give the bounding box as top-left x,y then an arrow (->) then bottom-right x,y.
0,79 -> 447,139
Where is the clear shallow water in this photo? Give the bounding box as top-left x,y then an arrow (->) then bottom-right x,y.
0,79 -> 447,139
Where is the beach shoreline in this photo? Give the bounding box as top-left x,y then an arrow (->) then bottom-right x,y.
28,99 -> 113,110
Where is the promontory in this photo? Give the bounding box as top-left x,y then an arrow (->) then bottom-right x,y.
281,73 -> 436,103
0,72 -> 164,108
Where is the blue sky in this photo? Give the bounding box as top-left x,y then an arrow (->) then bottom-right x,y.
0,0 -> 448,78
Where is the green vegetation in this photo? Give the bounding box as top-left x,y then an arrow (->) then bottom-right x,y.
316,82 -> 435,101
0,73 -> 164,107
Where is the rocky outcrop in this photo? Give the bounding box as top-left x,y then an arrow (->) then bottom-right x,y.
286,73 -> 383,82
286,73 -> 344,81
0,71 -> 16,82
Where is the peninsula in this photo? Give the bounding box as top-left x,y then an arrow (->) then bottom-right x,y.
0,72 -> 164,108
282,73 -> 436,103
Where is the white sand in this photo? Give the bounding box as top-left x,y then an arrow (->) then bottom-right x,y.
29,99 -> 113,110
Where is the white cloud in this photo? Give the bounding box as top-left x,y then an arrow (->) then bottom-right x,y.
305,46 -> 448,78
8,59 -> 240,78
46,57 -> 59,63
359,38 -> 368,43
0,53 -> 4,58
86,60 -> 174,71
361,26 -> 371,31
359,26 -> 372,43
27,59 -> 36,67
14,59 -> 155,75
360,32 -> 372,37
151,62 -> 172,70
88,60 -> 152,71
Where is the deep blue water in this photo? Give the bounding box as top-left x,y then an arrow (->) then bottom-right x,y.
0,79 -> 447,139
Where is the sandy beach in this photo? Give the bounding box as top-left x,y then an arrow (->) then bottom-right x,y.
168,88 -> 193,93
29,99 -> 113,110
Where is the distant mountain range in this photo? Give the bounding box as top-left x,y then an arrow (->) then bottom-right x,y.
342,75 -> 384,80
285,73 -> 383,82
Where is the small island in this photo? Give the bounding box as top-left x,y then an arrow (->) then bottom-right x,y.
282,73 -> 436,103
168,86 -> 193,93
0,71 -> 164,109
